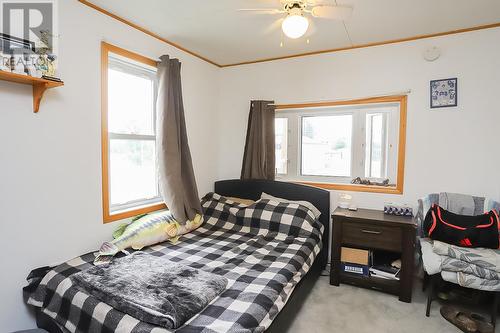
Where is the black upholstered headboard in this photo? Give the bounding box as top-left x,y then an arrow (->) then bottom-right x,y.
214,179 -> 330,269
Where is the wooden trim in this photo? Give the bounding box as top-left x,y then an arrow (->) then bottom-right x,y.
298,182 -> 403,194
275,95 -> 406,110
277,95 -> 407,195
102,41 -> 157,67
221,22 -> 500,67
79,0 -> 221,67
101,42 -> 110,223
79,0 -> 500,68
101,42 -> 166,224
104,203 -> 167,223
396,95 -> 408,195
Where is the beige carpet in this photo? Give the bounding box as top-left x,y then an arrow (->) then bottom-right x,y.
286,275 -> 486,333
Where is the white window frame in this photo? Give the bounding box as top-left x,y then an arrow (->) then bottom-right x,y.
365,112 -> 388,178
275,97 -> 406,194
107,55 -> 162,214
275,118 -> 289,175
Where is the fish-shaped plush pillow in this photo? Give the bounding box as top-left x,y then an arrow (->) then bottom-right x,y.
94,211 -> 203,265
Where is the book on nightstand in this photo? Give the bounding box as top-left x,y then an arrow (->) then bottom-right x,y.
341,247 -> 370,276
369,250 -> 401,280
369,265 -> 400,280
341,263 -> 369,276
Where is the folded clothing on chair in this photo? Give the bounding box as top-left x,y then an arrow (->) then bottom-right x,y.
71,252 -> 227,329
424,204 -> 500,249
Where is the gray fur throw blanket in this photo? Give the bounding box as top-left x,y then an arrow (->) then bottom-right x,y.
71,252 -> 227,329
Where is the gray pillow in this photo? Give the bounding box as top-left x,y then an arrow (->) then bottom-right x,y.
260,192 -> 321,219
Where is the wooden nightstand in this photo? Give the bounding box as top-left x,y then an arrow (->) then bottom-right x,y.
330,208 -> 417,303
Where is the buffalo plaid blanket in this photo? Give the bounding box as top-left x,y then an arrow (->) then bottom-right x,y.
25,193 -> 323,333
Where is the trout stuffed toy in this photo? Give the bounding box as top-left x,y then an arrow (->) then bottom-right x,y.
94,210 -> 203,265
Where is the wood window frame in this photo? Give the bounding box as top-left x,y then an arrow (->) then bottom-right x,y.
275,95 -> 408,195
101,42 -> 166,223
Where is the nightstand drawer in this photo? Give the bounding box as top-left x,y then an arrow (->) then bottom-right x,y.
342,221 -> 402,251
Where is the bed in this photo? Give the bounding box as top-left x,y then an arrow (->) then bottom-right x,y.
27,179 -> 330,333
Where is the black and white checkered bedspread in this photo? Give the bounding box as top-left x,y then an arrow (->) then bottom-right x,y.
26,193 -> 323,333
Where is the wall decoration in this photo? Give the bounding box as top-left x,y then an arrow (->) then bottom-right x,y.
0,51 -> 11,72
0,33 -> 35,54
430,78 -> 457,108
0,33 -> 36,75
0,33 -> 59,78
11,54 -> 27,75
32,31 -> 58,79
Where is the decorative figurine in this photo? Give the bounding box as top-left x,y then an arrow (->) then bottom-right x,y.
11,54 -> 27,75
46,54 -> 57,77
0,51 -> 11,72
34,53 -> 57,78
25,58 -> 39,77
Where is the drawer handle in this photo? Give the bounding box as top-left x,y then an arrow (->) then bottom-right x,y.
361,229 -> 382,235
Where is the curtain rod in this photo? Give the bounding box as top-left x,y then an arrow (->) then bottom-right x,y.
269,90 -> 412,107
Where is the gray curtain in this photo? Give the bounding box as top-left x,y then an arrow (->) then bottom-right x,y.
240,100 -> 276,180
156,55 -> 202,223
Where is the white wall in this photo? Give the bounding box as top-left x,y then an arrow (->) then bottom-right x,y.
2,2 -> 500,331
0,1 -> 219,332
217,27 -> 500,210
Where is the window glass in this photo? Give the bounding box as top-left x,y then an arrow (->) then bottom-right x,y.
106,53 -> 160,213
365,113 -> 386,178
109,139 -> 158,206
108,67 -> 155,135
275,118 -> 288,175
274,99 -> 403,191
301,114 -> 353,177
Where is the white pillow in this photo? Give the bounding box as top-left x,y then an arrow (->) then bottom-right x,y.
260,192 -> 321,219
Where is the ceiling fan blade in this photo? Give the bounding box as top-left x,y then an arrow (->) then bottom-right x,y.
302,0 -> 334,6
237,8 -> 284,14
307,17 -> 317,35
311,5 -> 353,20
264,17 -> 285,35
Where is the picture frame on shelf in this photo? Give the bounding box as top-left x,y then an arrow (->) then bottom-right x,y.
0,33 -> 36,75
430,78 -> 458,108
0,33 -> 35,54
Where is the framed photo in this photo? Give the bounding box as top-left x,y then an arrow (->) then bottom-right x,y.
430,78 -> 458,108
0,33 -> 35,55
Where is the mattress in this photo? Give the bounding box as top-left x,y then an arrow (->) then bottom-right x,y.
26,193 -> 323,333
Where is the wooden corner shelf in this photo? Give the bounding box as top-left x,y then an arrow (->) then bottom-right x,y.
0,70 -> 64,113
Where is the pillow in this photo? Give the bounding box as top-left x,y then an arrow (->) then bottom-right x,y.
226,196 -> 255,206
260,192 -> 321,219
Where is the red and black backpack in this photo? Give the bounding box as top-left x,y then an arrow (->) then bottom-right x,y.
423,204 -> 500,249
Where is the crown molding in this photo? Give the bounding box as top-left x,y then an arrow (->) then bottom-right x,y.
221,22 -> 500,67
79,1 -> 500,69
78,0 -> 222,67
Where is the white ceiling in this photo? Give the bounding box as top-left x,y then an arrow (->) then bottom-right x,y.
87,0 -> 500,66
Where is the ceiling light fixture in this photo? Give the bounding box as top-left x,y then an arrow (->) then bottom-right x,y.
281,7 -> 309,39
239,1 -> 354,41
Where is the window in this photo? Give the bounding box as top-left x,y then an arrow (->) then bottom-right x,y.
301,114 -> 353,177
275,96 -> 407,194
365,113 -> 387,179
275,118 -> 288,175
101,42 -> 165,223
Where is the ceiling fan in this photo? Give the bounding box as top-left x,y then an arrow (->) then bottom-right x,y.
238,0 -> 353,39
